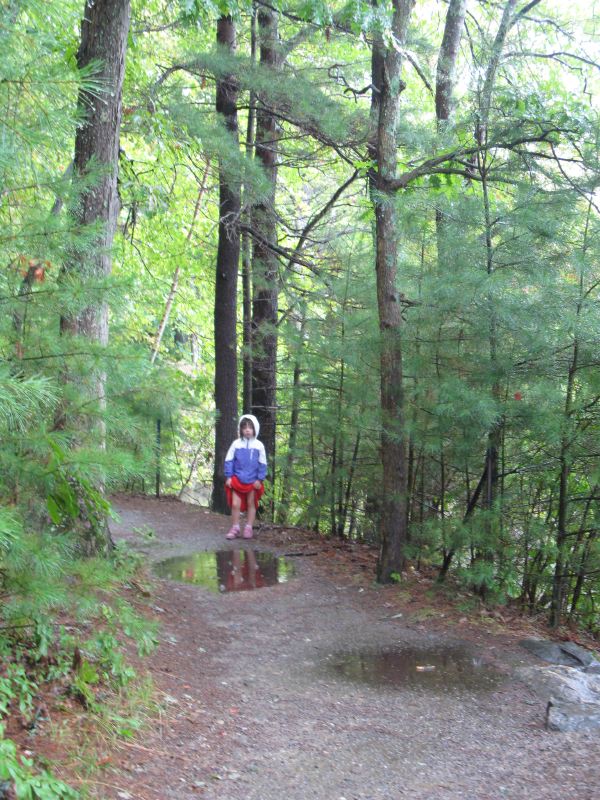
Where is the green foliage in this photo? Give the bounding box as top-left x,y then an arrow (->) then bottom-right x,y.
0,526 -> 158,793
0,372 -> 57,432
0,664 -> 37,718
45,438 -> 113,528
1,12 -> 600,794
71,659 -> 100,711
0,724 -> 79,800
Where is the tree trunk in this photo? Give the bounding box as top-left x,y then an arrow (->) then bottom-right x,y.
151,165 -> 208,365
277,312 -> 306,524
341,430 -> 361,538
61,0 -> 130,342
369,0 -> 415,583
550,201 -> 592,626
432,1 -> 467,577
465,0 -> 517,591
435,0 -> 467,124
478,0 -> 518,140
211,15 -> 241,514
435,0 -> 467,264
251,6 -> 280,475
242,4 -> 257,413
549,340 -> 578,626
59,0 -> 131,555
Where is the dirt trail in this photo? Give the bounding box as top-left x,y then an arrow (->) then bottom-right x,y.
103,496 -> 598,800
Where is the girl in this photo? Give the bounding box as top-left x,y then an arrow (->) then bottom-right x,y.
224,414 -> 267,539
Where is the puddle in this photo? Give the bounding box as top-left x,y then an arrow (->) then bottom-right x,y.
153,550 -> 294,593
323,644 -> 502,693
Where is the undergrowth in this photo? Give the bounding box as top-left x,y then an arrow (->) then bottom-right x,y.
0,527 -> 158,799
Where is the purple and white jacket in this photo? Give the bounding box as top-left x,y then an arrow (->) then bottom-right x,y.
224,414 -> 267,484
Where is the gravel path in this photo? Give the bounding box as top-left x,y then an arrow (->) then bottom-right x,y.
106,496 -> 599,800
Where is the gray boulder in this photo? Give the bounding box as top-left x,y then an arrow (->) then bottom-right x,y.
520,664 -> 600,702
519,638 -> 599,667
518,663 -> 600,733
546,698 -> 600,732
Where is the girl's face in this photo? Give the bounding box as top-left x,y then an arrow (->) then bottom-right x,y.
241,420 -> 255,438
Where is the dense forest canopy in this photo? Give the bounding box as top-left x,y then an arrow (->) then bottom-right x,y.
1,0 -> 600,789
1,0 -> 600,700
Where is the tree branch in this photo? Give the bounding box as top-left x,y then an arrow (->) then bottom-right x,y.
385,129 -> 564,190
511,0 -> 544,26
504,50 -> 600,71
284,170 -> 359,276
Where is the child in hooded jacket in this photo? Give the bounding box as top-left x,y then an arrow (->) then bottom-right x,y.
224,414 -> 267,539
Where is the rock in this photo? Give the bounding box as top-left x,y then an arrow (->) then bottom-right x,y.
519,665 -> 600,704
519,664 -> 600,733
519,638 -> 598,667
546,699 -> 600,732
557,641 -> 598,667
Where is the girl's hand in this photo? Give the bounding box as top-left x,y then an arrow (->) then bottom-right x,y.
225,478 -> 232,488
253,480 -> 262,490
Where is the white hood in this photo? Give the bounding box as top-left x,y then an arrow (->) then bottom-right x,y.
239,413 -> 260,438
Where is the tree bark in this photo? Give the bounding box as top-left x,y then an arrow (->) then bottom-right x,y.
211,15 -> 241,514
550,199 -> 593,626
549,344 -> 578,627
150,164 -> 208,365
432,0 -> 467,573
435,0 -> 467,260
277,312 -> 306,524
435,0 -> 467,124
242,4 -> 258,413
477,0 -> 518,144
369,0 -> 415,583
466,0 -> 517,591
58,0 -> 131,555
251,6 -> 280,474
61,0 -> 130,343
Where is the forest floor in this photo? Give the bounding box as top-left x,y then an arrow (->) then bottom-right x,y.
16,495 -> 600,799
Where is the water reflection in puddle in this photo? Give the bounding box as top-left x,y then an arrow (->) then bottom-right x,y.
324,645 -> 501,692
153,550 -> 293,593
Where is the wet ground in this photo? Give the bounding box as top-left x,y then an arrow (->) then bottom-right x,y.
323,643 -> 502,693
154,550 -> 294,593
98,495 -> 599,800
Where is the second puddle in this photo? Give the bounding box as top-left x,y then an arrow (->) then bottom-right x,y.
324,644 -> 502,692
154,550 -> 293,593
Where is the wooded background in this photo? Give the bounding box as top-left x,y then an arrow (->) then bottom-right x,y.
2,0 -> 600,638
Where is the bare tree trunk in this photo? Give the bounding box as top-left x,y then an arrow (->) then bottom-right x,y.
478,0 -> 518,142
550,200 -> 592,626
570,531 -> 597,620
251,6 -> 280,477
211,15 -> 241,514
438,460 -> 489,580
568,491 -> 596,619
435,0 -> 467,262
435,0 -> 467,124
550,349 -> 577,626
462,0 -> 518,590
61,0 -> 130,344
341,430 -> 361,538
242,4 -> 257,413
58,0 -> 131,555
369,0 -> 415,583
277,312 -> 306,524
151,164 -> 208,364
476,162 -> 503,597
